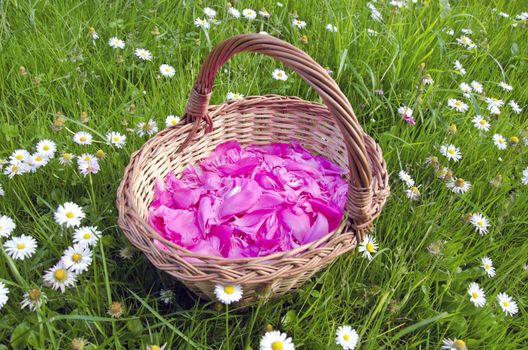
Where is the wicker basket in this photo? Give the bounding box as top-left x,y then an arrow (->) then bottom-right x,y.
117,34 -> 389,303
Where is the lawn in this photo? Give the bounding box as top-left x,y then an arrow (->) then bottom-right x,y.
0,0 -> 527,349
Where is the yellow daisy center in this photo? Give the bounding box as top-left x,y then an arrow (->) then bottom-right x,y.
66,212 -> 75,219
454,339 -> 466,350
12,165 -> 19,171
471,292 -> 478,299
224,285 -> 235,295
503,301 -> 509,307
455,101 -> 461,106
64,153 -> 72,160
113,136 -> 119,141
171,120 -> 177,125
17,243 -> 26,250
271,341 -> 283,350
485,264 -> 490,269
477,220 -> 484,226
366,242 -> 375,253
455,178 -> 465,186
29,288 -> 41,300
16,154 -> 23,160
411,186 -> 419,194
343,334 -> 350,341
151,346 -> 160,350
79,136 -> 86,142
448,149 -> 455,155
54,269 -> 67,281
83,233 -> 91,239
83,155 -> 91,161
35,156 -> 42,161
72,253 -> 82,262
43,145 -> 50,150
479,119 -> 486,125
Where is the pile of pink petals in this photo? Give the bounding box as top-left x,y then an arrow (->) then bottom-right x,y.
149,140 -> 348,259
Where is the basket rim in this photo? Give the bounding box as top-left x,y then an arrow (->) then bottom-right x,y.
117,95 -> 376,264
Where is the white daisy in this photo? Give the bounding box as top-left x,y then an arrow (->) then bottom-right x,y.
453,60 -> 466,75
214,284 -> 243,305
43,262 -> 77,293
272,69 -> 288,81
0,282 -> 8,310
488,105 -> 501,115
61,244 -> 93,273
106,131 -> 126,148
440,144 -> 462,162
471,115 -> 490,131
59,152 -> 75,165
326,24 -> 338,32
3,161 -> 29,178
134,48 -> 152,61
78,158 -> 100,176
456,36 -> 476,49
508,100 -> 522,114
498,81 -> 513,91
226,92 -> 244,101
499,12 -> 510,18
358,234 -> 378,261
259,331 -> 295,350
73,226 -> 101,247
78,153 -> 95,163
203,7 -> 216,19
447,98 -> 469,113
367,3 -> 383,22
492,134 -> 507,150
88,27 -> 98,40
336,325 -> 358,350
227,7 -> 241,18
27,153 -> 48,172
481,256 -> 496,277
259,9 -> 271,18
405,186 -> 421,201
496,293 -> 518,316
467,282 -> 486,307
459,82 -> 472,94
0,215 -> 16,237
73,131 -> 93,145
165,115 -> 181,128
447,178 -> 471,194
4,235 -> 37,260
54,202 -> 85,228
136,119 -> 158,137
398,170 -> 415,187
35,139 -> 57,158
292,18 -> 306,29
441,338 -> 467,350
10,149 -> 30,162
160,289 -> 175,304
485,97 -> 504,109
522,167 -> 528,185
159,64 -> 175,77
194,18 -> 210,29
422,74 -> 434,85
108,37 -> 125,49
469,213 -> 490,235
470,80 -> 483,93
367,28 -> 378,36
20,288 -> 47,311
461,28 -> 473,34
397,106 -> 413,118
242,9 -> 257,20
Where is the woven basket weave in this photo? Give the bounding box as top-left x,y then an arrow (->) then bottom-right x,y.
117,34 -> 389,303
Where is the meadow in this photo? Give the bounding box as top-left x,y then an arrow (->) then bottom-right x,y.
0,0 -> 527,349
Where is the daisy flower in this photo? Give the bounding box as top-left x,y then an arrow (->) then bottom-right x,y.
54,202 -> 85,228
447,178 -> 471,194
485,97 -> 504,109
422,74 -> 434,85
292,18 -> 306,29
43,262 -> 78,293
108,301 -> 124,318
10,149 -> 30,162
358,234 -> 378,261
227,7 -> 241,18
259,331 -> 295,350
59,152 -> 75,165
496,293 -> 518,316
441,338 -> 467,350
471,115 -> 489,131
498,81 -> 513,91
106,132 -> 126,148
242,9 -> 257,20
226,92 -> 244,101
453,60 -> 466,75
36,139 -> 56,158
108,37 -> 125,49
4,235 -> 37,260
461,28 -> 473,34
259,9 -> 271,18
160,289 -> 175,304
88,27 -> 98,40
397,106 -> 415,125
28,153 -> 49,172
440,144 -> 462,162
135,48 -> 152,61
4,161 -> 29,178
136,120 -> 158,137
508,100 -> 522,114
492,134 -> 507,150
398,170 -> 415,187
336,325 -> 358,350
522,167 -> 528,185
194,18 -> 210,29
73,131 -> 93,145
73,226 -> 101,247
0,282 -> 8,310
459,82 -> 472,94
447,98 -> 469,113
481,256 -> 496,277
456,36 -> 476,49
0,215 -> 16,237
78,158 -> 100,176
203,7 -> 216,19
159,64 -> 175,77
405,186 -> 421,201
20,288 -> 47,311
272,69 -> 288,81
467,282 -> 486,307
119,246 -> 135,259
367,3 -> 383,22
61,244 -> 93,273
214,283 -> 243,305
326,24 -> 338,32
469,213 -> 490,235
165,115 -> 181,128
147,344 -> 167,350
470,81 -> 483,93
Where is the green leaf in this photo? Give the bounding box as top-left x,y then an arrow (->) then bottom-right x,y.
392,312 -> 451,340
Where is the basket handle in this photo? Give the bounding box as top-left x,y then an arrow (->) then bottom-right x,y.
182,33 -> 374,229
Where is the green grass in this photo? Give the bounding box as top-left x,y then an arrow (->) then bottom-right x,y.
0,0 -> 527,349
